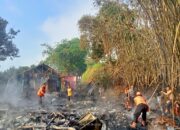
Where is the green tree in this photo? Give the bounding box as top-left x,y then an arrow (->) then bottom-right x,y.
79,0 -> 180,91
0,17 -> 19,61
42,38 -> 87,75
79,0 -> 166,89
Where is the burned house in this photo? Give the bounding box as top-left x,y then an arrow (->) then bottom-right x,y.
17,64 -> 61,98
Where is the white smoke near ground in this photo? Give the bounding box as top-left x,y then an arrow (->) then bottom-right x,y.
1,78 -> 22,106
0,77 -> 39,109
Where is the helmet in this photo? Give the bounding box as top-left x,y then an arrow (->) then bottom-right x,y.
136,91 -> 142,96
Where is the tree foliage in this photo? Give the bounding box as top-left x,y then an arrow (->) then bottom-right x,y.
79,1 -> 153,87
81,63 -> 103,83
0,17 -> 19,61
42,38 -> 87,75
78,0 -> 180,89
135,0 -> 180,89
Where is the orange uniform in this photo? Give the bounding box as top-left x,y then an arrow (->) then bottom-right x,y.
134,96 -> 147,106
37,85 -> 46,97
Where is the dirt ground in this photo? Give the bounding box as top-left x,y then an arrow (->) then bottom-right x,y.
0,93 -> 179,130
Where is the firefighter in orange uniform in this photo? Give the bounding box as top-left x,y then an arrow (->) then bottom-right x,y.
130,91 -> 149,128
37,83 -> 46,105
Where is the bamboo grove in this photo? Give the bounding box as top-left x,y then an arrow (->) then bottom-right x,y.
78,0 -> 180,91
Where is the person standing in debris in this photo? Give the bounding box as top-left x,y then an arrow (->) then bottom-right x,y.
67,84 -> 72,101
174,100 -> 180,116
161,86 -> 173,115
37,83 -> 47,105
124,86 -> 131,110
128,85 -> 135,108
99,87 -> 104,97
124,86 -> 129,98
174,100 -> 180,126
130,91 -> 149,128
156,92 -> 163,113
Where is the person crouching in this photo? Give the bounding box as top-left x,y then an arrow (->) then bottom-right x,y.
130,91 -> 149,128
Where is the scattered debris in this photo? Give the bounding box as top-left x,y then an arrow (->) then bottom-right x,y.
0,96 -> 179,130
79,112 -> 102,130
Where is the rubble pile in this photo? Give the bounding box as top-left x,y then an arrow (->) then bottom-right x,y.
1,98 -> 179,130
149,116 -> 180,130
100,110 -> 129,130
74,100 -> 130,129
0,108 -> 103,130
0,98 -> 131,130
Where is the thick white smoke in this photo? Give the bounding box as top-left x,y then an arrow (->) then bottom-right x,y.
1,78 -> 22,106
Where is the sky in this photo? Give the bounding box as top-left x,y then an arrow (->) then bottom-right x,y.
0,0 -> 97,71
